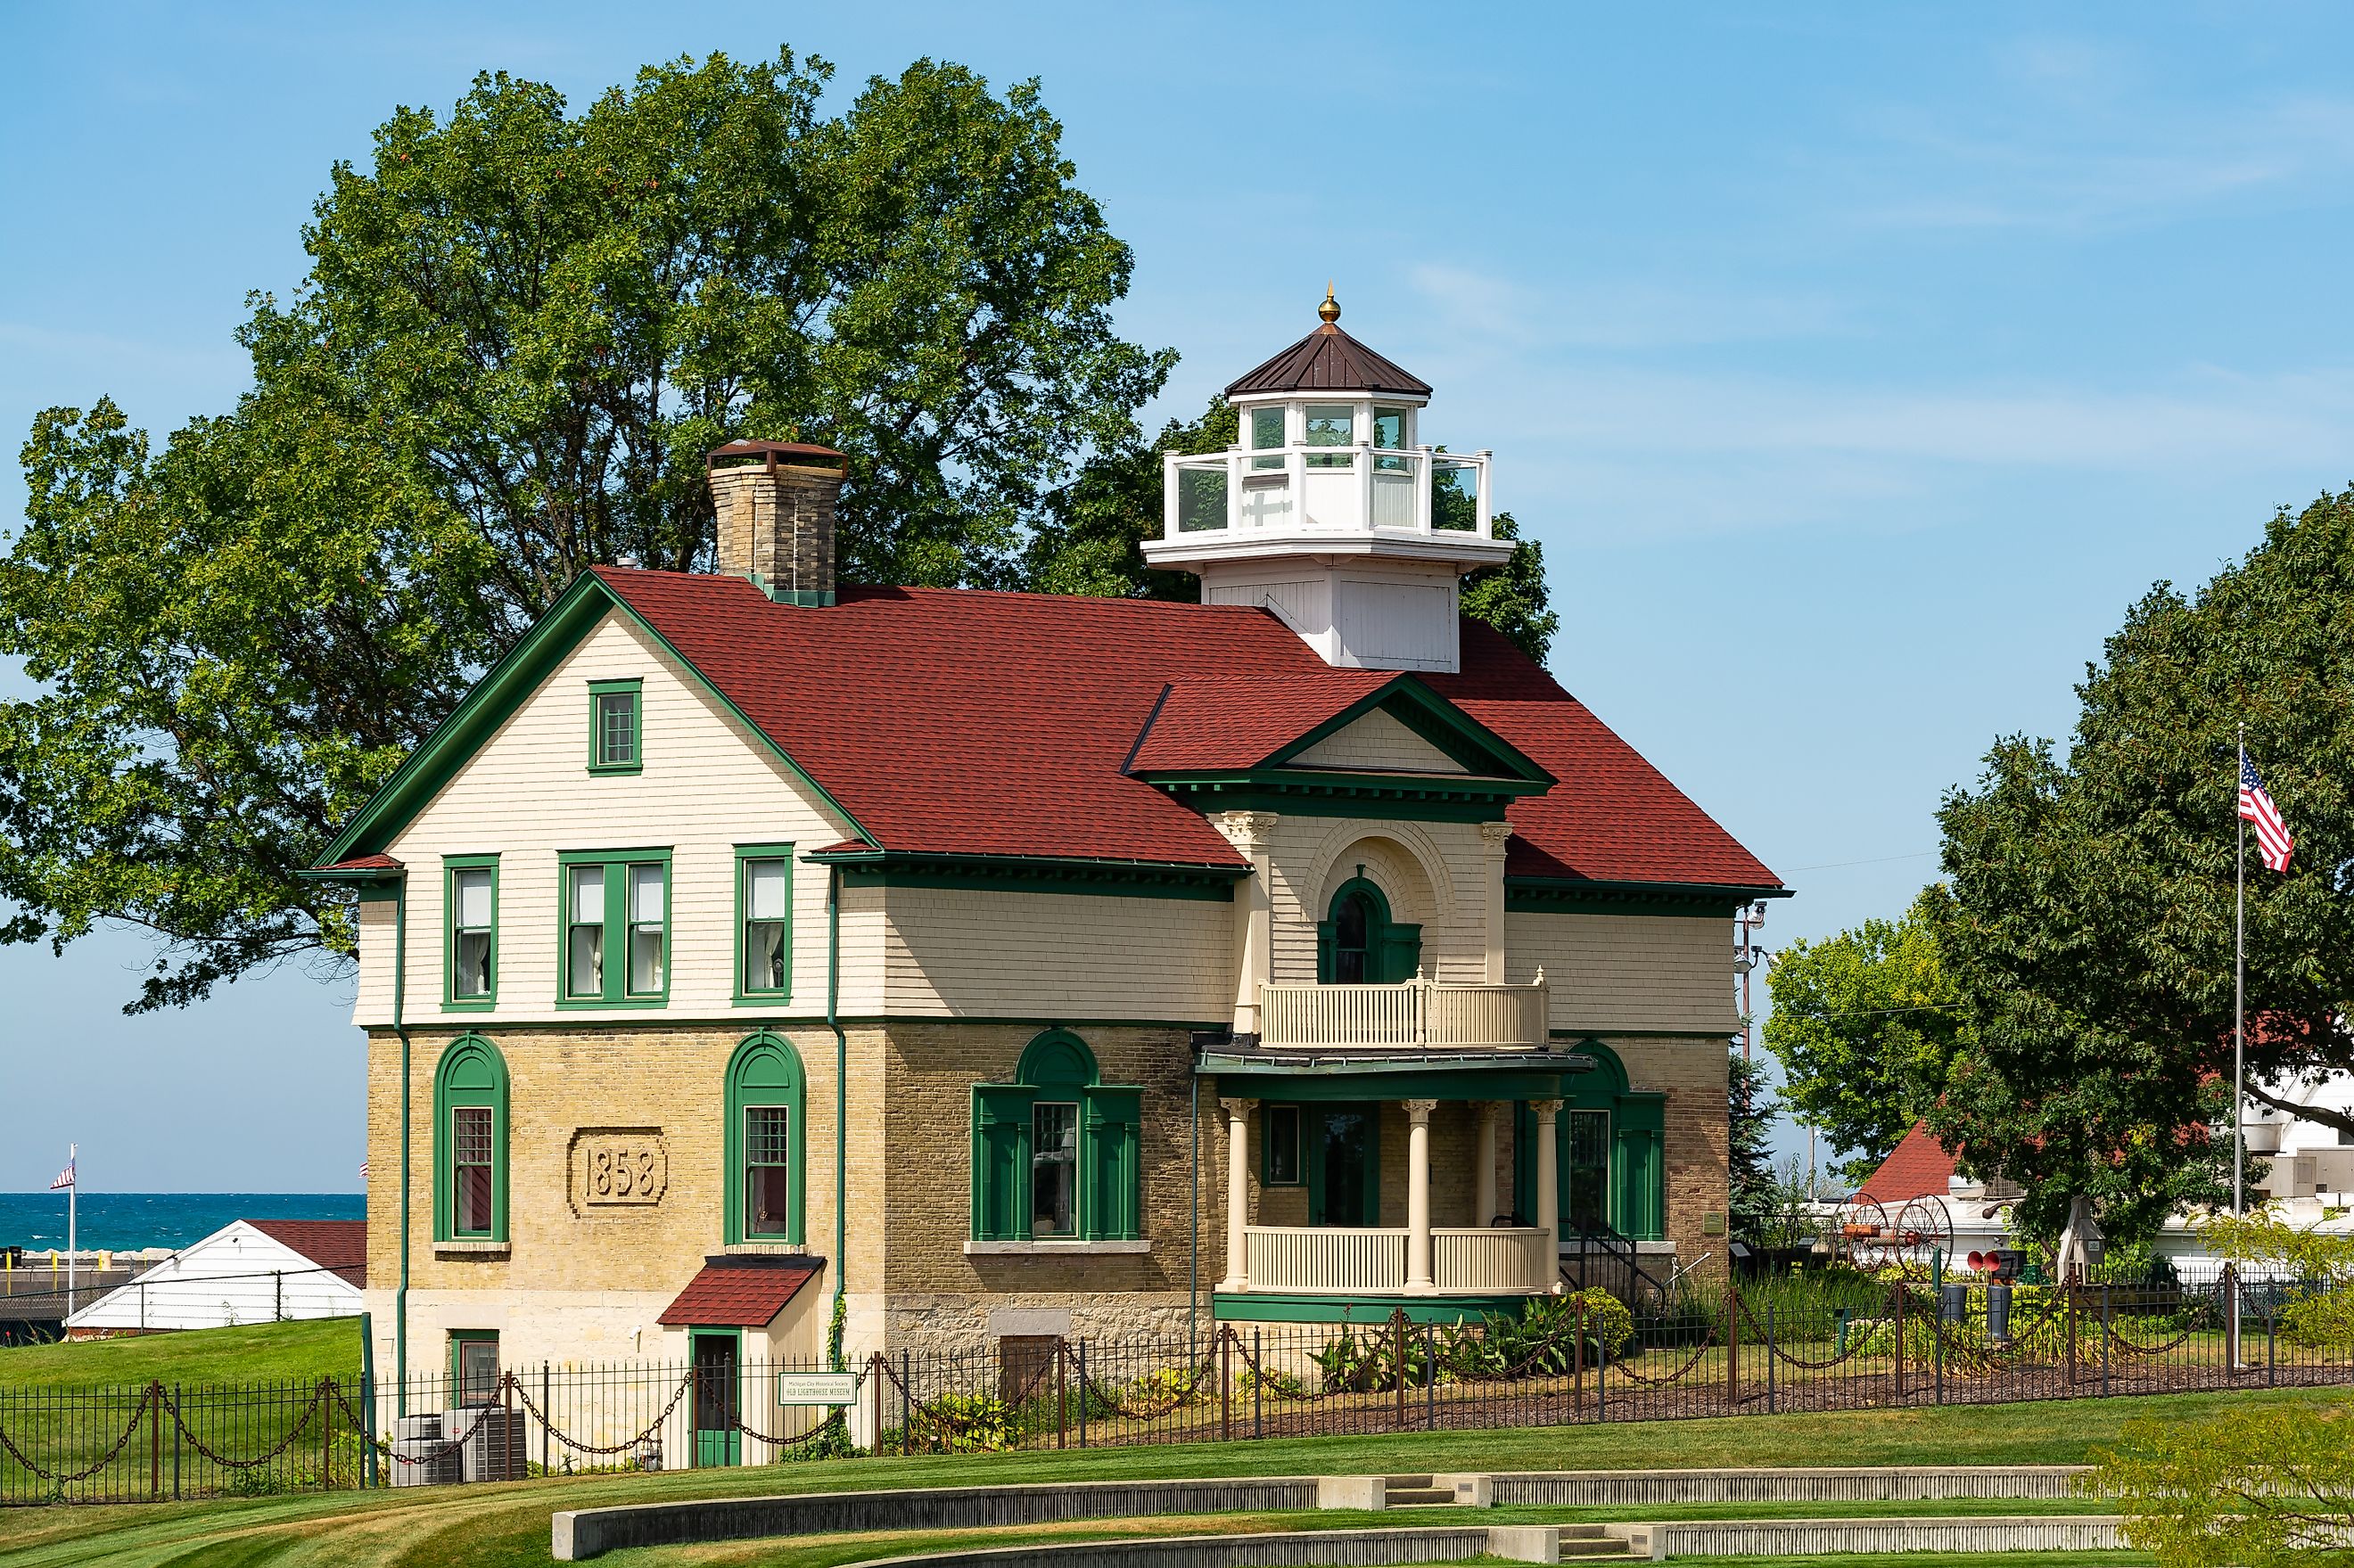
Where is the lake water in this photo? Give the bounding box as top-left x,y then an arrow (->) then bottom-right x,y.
0,1193 -> 362,1253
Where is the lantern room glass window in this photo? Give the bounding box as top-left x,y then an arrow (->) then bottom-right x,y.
1372,406 -> 1409,472
1251,406 -> 1285,471
1304,405 -> 1354,468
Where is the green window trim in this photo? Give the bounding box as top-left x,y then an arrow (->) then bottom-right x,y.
1260,1103 -> 1304,1186
1510,1042 -> 1666,1242
723,1031 -> 807,1245
432,1035 -> 510,1243
587,678 -> 643,775
1316,876 -> 1422,985
733,843 -> 795,1003
442,854 -> 499,1011
449,1329 -> 500,1406
556,849 -> 672,1007
971,1030 -> 1143,1243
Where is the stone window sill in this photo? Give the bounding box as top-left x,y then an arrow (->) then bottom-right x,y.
722,1242 -> 805,1256
433,1241 -> 511,1258
963,1239 -> 1153,1256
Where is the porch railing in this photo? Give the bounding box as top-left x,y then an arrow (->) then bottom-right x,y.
1258,978 -> 1549,1050
1242,1226 -> 1552,1294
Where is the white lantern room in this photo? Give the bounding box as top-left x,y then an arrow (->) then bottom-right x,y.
1144,289 -> 1514,674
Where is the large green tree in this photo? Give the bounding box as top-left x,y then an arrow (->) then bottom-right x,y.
1928,491 -> 2354,1240
1761,886 -> 1960,1187
0,50 -> 1170,1010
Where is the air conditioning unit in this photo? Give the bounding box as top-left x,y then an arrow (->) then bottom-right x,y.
390,1414 -> 461,1487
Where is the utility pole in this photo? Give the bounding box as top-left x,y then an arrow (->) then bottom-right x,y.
1735,903 -> 1768,1060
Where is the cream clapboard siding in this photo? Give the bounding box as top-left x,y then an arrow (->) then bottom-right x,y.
361,612 -> 859,1025
877,885 -> 1230,1019
1288,709 -> 1466,773
1266,816 -> 1494,985
352,898 -> 396,1023
1504,910 -> 1738,1035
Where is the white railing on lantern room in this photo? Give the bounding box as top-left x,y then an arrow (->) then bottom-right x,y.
1241,1225 -> 1552,1294
1161,444 -> 1494,541
1257,977 -> 1550,1052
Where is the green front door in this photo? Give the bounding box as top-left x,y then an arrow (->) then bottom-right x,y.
691,1330 -> 742,1466
1306,1104 -> 1381,1227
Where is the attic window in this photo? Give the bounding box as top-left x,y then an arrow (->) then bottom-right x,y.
589,680 -> 642,774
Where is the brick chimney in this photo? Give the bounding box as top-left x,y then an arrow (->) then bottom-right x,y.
706,440 -> 848,606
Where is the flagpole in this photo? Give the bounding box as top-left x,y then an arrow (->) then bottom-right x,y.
2235,729 -> 2246,1218
65,1144 -> 77,1326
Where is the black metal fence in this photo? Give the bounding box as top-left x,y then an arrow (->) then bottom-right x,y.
5,1270 -> 2350,1504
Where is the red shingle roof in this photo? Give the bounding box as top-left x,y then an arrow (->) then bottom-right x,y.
1126,673 -> 1398,773
1855,1121 -> 1957,1204
594,569 -> 1780,891
318,854 -> 403,872
658,1260 -> 821,1327
243,1219 -> 366,1287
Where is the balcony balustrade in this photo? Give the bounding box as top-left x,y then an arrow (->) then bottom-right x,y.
1239,1225 -> 1552,1295
1258,978 -> 1549,1053
1163,443 -> 1493,542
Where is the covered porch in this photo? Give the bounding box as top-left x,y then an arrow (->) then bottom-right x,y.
1201,1019 -> 1591,1322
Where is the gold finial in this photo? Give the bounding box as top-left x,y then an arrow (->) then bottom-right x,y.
1318,282 -> 1340,325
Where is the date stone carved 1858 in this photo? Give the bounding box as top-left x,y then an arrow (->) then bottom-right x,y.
569,1129 -> 668,1213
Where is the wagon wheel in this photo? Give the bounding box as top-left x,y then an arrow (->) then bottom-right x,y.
1840,1196 -> 1891,1269
1897,1195 -> 1953,1269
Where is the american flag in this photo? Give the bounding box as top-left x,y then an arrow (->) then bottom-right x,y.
2240,754 -> 2295,874
47,1158 -> 74,1192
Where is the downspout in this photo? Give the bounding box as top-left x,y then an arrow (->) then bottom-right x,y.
828,866 -> 846,1362
391,879 -> 411,1416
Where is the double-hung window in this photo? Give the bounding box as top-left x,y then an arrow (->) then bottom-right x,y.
588,679 -> 642,774
736,846 -> 793,1001
445,856 -> 498,1007
1262,1104 -> 1303,1186
433,1034 -> 507,1243
725,1032 -> 805,1244
559,852 -> 670,1005
1030,1102 -> 1079,1237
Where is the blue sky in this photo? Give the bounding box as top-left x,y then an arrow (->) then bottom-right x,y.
4,3 -> 2351,1190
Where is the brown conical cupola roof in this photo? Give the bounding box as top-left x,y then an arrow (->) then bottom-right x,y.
1223,287 -> 1433,399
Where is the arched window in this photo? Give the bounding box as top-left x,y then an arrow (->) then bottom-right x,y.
724,1032 -> 806,1244
971,1030 -> 1142,1243
433,1035 -> 508,1242
1317,876 -> 1421,984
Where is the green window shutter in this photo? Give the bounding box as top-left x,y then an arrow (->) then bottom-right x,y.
1315,921 -> 1336,984
970,1085 -> 1033,1241
1379,922 -> 1423,983
1082,1088 -> 1142,1240
1614,1093 -> 1667,1241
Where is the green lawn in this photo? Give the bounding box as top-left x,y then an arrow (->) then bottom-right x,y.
0,1386 -> 2329,1568
0,1319 -> 360,1392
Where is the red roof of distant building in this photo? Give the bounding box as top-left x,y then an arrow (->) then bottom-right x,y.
593,570 -> 1781,892
658,1259 -> 821,1327
243,1219 -> 366,1287
1855,1121 -> 1958,1204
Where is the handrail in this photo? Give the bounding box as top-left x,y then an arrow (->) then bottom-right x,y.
1562,1223 -> 1671,1304
1258,978 -> 1549,1051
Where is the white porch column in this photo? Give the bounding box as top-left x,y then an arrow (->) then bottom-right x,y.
1476,1102 -> 1501,1227
1531,1098 -> 1561,1268
1212,812 -> 1280,1038
1405,1099 -> 1437,1292
1220,1098 -> 1252,1293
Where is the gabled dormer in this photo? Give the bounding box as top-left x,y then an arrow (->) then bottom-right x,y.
1144,288 -> 1515,675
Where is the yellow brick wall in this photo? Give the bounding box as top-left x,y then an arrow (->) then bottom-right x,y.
1504,910 -> 1739,1035
1615,1035 -> 1733,1280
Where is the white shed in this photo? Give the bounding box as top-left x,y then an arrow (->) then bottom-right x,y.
66,1219 -> 364,1335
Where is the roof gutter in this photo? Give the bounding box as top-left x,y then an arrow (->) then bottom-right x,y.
828,865 -> 846,1366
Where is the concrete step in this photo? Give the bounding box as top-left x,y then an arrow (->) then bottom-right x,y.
1556,1541 -> 1636,1559
1382,1488 -> 1457,1506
